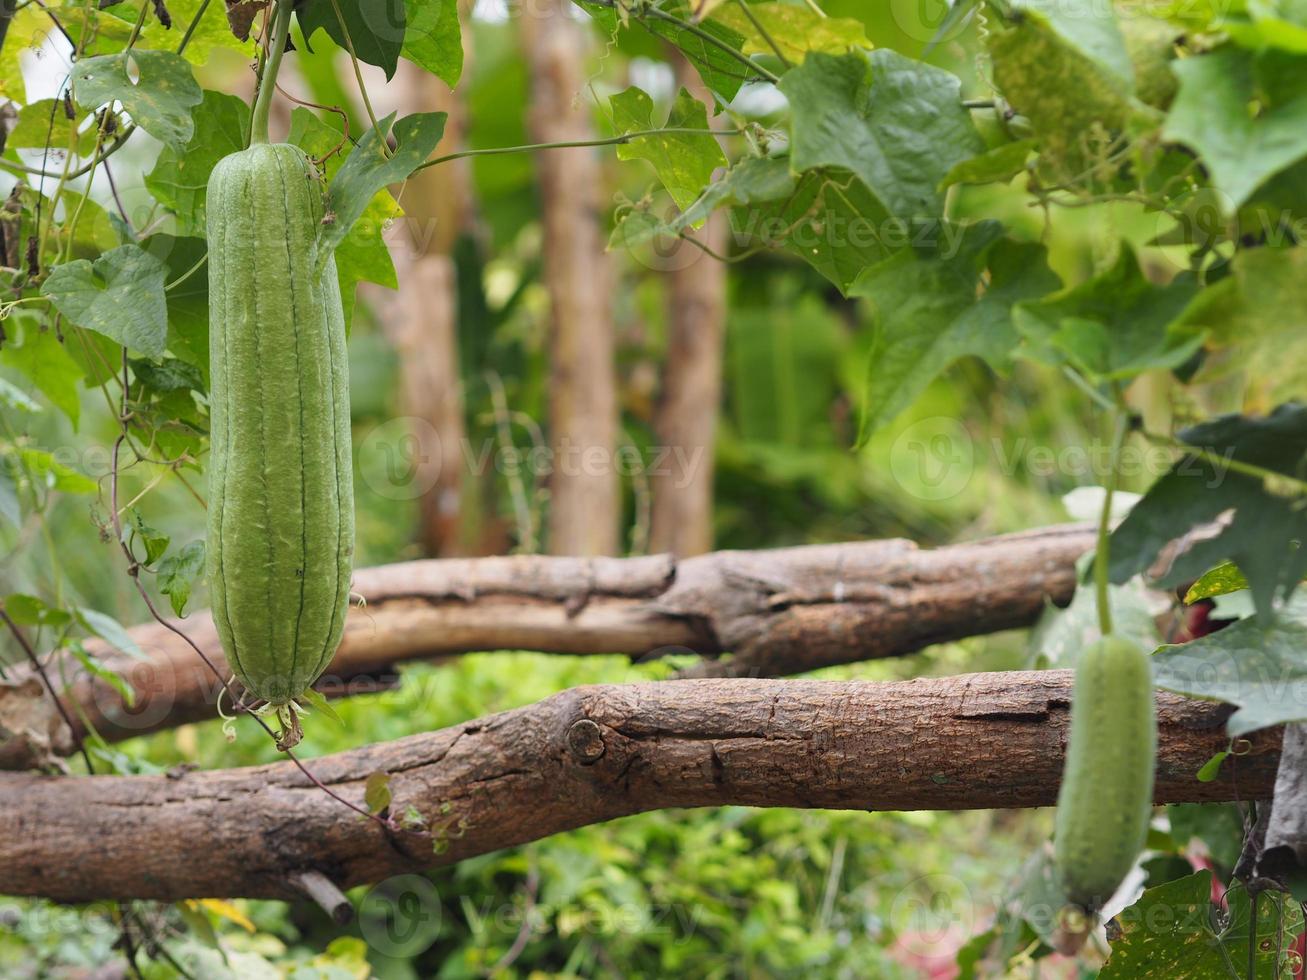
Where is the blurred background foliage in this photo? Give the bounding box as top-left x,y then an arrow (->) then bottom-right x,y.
0,0 -> 1272,976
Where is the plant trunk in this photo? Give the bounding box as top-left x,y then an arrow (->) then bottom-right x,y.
649,57 -> 728,558
381,47 -> 477,556
521,0 -> 620,556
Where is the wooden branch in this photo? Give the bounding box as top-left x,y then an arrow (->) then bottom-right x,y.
0,672 -> 1277,903
0,525 -> 1095,769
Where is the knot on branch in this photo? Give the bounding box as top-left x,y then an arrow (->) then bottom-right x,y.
566,719 -> 606,764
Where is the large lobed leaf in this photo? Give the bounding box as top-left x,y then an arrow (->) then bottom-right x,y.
1109,403 -> 1307,617
779,49 -> 983,220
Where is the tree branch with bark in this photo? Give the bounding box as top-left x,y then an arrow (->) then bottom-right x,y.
0,524 -> 1095,769
0,671 -> 1276,904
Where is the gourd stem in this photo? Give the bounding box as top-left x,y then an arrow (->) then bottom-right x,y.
250,0 -> 294,145
1095,410 -> 1129,637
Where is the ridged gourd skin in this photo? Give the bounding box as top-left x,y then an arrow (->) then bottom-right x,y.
1053,633 -> 1157,912
205,142 -> 354,706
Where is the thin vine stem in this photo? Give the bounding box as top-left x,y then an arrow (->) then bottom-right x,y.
414,126 -> 748,172
1140,430 -> 1307,495
328,0 -> 385,150
0,606 -> 97,774
165,252 -> 208,291
176,0 -> 213,56
249,0 -> 293,144
587,0 -> 781,85
732,0 -> 791,69
124,0 -> 150,48
1095,409 -> 1129,637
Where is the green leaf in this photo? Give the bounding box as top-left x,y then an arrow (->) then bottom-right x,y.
0,317 -> 85,427
42,244 -> 171,357
130,357 -> 204,394
612,86 -> 727,210
299,0 -> 407,80
142,234 -> 210,380
578,0 -> 749,101
1185,561 -> 1252,602
988,0 -> 1143,184
1016,0 -> 1135,86
639,156 -> 901,293
1222,0 -> 1307,54
851,224 -> 1060,432
1167,802 -> 1245,869
157,540 -> 205,617
1194,752 -> 1229,782
1013,244 -> 1205,382
779,50 -> 983,219
939,139 -> 1037,189
68,641 -> 136,709
402,0 -> 461,88
1164,47 -> 1307,209
678,154 -> 799,227
145,90 -> 251,235
364,771 -> 393,814
8,99 -> 98,154
61,326 -> 123,391
75,606 -> 147,661
71,50 -> 203,147
0,4 -> 45,103
130,0 -> 258,64
1109,404 -> 1307,617
610,154 -> 807,251
1030,556 -> 1162,666
128,510 -> 169,566
740,169 -> 896,292
2,593 -> 71,628
1101,871 -> 1303,978
16,448 -> 97,495
708,4 -> 870,62
1122,14 -> 1182,109
1176,245 -> 1307,408
289,108 -> 404,327
297,685 -> 345,726
320,111 -> 446,268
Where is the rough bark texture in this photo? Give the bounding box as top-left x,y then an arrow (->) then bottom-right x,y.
522,0 -> 620,556
0,672 -> 1278,903
0,525 -> 1095,768
648,58 -> 728,558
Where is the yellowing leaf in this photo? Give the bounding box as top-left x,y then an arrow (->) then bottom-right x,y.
194,898 -> 255,932
709,4 -> 870,61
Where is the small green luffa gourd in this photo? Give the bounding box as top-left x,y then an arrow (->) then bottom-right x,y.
1053,633 -> 1157,913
